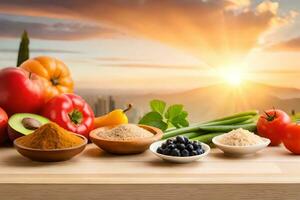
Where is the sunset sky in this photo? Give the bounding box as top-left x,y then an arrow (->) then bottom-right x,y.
1,0 -> 300,92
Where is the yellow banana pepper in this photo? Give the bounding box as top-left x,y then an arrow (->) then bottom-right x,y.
94,104 -> 132,128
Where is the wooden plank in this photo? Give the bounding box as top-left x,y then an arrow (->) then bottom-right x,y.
1,184 -> 300,200
0,144 -> 299,185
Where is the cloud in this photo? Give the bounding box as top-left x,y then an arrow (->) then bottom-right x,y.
0,0 -> 296,67
226,0 -> 251,10
0,48 -> 80,54
0,17 -> 122,40
95,57 -> 146,62
96,63 -> 202,70
266,37 -> 300,51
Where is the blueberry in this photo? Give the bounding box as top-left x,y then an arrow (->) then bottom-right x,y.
197,148 -> 205,155
171,148 -> 181,157
163,148 -> 171,155
167,143 -> 176,149
176,143 -> 185,150
187,144 -> 194,151
166,139 -> 174,145
161,143 -> 167,149
176,136 -> 185,144
192,141 -> 200,149
181,149 -> 189,157
157,147 -> 163,154
192,150 -> 198,156
183,136 -> 189,144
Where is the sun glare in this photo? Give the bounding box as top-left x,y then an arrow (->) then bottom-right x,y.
219,67 -> 245,86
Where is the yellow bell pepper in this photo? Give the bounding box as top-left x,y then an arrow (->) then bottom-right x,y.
94,104 -> 132,128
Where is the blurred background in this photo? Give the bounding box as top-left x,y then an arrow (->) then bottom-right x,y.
1,0 -> 300,122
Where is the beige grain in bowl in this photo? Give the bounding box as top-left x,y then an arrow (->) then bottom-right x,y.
96,124 -> 154,140
212,128 -> 270,156
90,124 -> 163,154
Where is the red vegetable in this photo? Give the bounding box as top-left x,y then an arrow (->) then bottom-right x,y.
257,109 -> 291,146
0,67 -> 44,116
282,123 -> 300,154
0,107 -> 8,144
42,93 -> 94,139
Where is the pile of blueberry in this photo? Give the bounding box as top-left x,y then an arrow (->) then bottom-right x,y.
157,136 -> 205,157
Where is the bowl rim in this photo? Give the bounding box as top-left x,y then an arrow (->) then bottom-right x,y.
89,124 -> 163,143
149,140 -> 211,160
212,134 -> 271,149
14,133 -> 88,152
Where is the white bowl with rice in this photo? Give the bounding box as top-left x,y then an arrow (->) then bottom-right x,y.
212,128 -> 270,156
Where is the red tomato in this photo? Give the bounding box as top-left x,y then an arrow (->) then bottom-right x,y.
257,109 -> 291,146
282,123 -> 300,154
0,107 -> 8,144
42,93 -> 94,139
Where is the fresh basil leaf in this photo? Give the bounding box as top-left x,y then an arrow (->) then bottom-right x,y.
170,111 -> 189,128
165,104 -> 183,119
139,111 -> 168,131
172,118 -> 189,128
150,99 -> 166,115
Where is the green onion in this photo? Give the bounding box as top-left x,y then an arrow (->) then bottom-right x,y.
206,110 -> 258,123
181,132 -> 204,139
191,133 -> 223,144
198,123 -> 257,133
202,115 -> 255,126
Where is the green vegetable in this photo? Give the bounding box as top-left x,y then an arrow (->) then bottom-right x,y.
198,123 -> 257,133
181,132 -> 203,139
191,133 -> 222,144
163,114 -> 257,139
207,110 -> 258,123
202,115 -> 254,126
139,99 -> 189,131
150,99 -> 166,115
17,30 -> 30,67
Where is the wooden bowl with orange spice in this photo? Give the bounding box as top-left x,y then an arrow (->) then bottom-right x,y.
14,123 -> 87,162
90,124 -> 163,154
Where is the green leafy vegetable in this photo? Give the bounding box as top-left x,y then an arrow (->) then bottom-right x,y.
139,111 -> 168,130
139,99 -> 189,131
150,100 -> 166,115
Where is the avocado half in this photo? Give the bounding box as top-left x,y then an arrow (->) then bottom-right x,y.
8,113 -> 49,142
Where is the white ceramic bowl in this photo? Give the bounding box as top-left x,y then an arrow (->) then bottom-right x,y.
212,134 -> 270,156
149,140 -> 210,163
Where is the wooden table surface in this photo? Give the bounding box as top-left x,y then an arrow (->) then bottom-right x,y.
1,144 -> 300,200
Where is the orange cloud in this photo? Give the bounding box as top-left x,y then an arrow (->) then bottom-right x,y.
266,37 -> 300,51
0,17 -> 122,40
0,0 -> 296,67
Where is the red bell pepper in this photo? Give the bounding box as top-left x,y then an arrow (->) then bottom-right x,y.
42,93 -> 94,139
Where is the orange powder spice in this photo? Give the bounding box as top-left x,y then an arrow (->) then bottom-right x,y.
17,122 -> 84,150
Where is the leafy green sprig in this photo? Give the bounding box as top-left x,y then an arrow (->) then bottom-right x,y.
139,99 -> 189,131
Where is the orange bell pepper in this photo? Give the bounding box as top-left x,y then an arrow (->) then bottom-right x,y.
20,56 -> 74,101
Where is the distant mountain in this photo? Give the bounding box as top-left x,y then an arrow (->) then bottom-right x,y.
110,81 -> 300,123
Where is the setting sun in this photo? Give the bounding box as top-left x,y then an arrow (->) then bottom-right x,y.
219,67 -> 245,86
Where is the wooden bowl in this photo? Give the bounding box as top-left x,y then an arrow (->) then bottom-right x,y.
14,134 -> 87,162
90,125 -> 163,155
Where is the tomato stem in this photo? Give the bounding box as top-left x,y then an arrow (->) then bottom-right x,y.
264,108 -> 277,122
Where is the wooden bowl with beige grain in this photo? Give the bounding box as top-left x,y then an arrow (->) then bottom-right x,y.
89,125 -> 163,155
